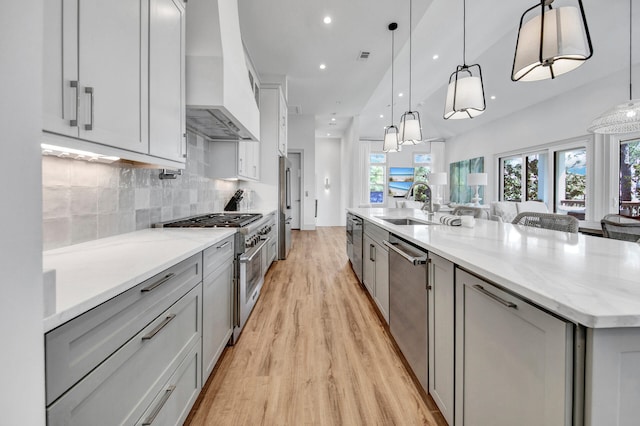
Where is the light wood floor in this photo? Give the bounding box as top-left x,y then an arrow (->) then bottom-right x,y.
186,227 -> 446,425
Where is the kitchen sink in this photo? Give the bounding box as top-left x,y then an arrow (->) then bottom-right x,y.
376,217 -> 438,226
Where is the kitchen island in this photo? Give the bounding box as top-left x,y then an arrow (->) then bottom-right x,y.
349,207 -> 640,426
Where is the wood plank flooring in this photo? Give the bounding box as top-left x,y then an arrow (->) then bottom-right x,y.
186,227 -> 446,425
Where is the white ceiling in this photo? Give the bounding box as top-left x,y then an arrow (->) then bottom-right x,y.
239,0 -> 640,141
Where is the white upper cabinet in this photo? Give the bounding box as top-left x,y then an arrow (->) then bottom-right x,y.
260,85 -> 288,157
43,0 -> 186,167
149,0 -> 187,163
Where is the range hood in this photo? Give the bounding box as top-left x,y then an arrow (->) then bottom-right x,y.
185,0 -> 260,141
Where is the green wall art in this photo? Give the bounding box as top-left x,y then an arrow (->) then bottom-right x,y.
449,157 -> 484,204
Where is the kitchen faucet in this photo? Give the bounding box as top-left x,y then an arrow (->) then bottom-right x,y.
404,181 -> 433,213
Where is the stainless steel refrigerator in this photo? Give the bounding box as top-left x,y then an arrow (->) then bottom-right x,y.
278,156 -> 292,259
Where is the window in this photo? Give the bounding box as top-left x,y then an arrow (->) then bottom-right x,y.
500,153 -> 549,204
554,147 -> 587,218
619,139 -> 640,217
369,153 -> 386,204
526,153 -> 548,201
413,153 -> 432,183
501,156 -> 523,201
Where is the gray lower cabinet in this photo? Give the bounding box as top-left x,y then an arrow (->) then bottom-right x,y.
202,236 -> 234,383
45,254 -> 202,405
427,253 -> 454,425
362,222 -> 390,323
47,283 -> 202,425
455,269 -> 573,426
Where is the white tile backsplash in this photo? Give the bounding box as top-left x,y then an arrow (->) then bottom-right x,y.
42,133 -> 239,250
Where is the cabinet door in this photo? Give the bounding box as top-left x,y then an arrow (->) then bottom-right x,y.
427,253 -> 454,425
237,141 -> 247,177
78,0 -> 148,152
149,0 -> 186,162
202,261 -> 232,383
373,242 -> 389,323
43,0 -> 79,137
455,269 -> 572,426
362,234 -> 375,296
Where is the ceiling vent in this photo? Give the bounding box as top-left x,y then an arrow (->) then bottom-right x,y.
357,51 -> 371,61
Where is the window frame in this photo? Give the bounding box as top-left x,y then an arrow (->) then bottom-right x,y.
496,136 -> 593,219
368,152 -> 387,205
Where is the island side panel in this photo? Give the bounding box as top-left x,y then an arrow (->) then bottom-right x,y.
585,327 -> 640,426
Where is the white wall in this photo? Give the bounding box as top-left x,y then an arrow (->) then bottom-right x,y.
1,1 -> 46,423
342,116 -> 360,210
288,114 -> 316,230
445,70 -> 626,220
315,137 -> 342,226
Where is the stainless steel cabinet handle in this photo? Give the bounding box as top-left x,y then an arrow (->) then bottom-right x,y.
383,240 -> 428,265
141,314 -> 176,341
370,244 -> 375,262
84,87 -> 94,131
140,273 -> 175,293
216,241 -> 230,250
472,284 -> 517,309
69,80 -> 78,127
426,258 -> 432,290
141,385 -> 176,425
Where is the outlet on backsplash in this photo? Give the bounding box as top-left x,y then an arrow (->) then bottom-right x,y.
42,133 -> 238,250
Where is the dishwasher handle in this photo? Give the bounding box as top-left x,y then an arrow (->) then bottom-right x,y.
383,240 -> 428,265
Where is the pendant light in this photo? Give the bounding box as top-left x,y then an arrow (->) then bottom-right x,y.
512,0 -> 593,82
383,23 -> 401,153
588,0 -> 640,134
444,0 -> 486,120
399,0 -> 423,144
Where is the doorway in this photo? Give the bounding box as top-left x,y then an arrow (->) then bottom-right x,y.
289,152 -> 302,229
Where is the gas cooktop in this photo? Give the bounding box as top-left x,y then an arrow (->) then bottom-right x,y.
158,213 -> 263,228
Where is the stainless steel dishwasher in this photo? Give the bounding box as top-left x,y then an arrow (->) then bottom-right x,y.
384,235 -> 429,391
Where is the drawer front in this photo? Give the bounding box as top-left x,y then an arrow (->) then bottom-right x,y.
47,283 -> 202,426
46,254 -> 202,405
364,222 -> 389,245
136,341 -> 201,426
203,235 -> 235,280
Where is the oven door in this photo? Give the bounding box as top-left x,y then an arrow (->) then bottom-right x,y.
238,237 -> 270,337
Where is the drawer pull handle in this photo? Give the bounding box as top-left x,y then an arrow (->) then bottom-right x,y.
141,314 -> 176,341
141,385 -> 176,425
141,273 -> 175,293
472,284 -> 517,309
216,241 -> 230,249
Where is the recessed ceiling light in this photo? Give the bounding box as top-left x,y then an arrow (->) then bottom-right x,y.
323,16 -> 332,24
320,63 -> 326,70
331,117 -> 336,121
327,133 -> 331,136
379,114 -> 384,118
491,95 -> 496,100
433,54 -> 439,60
398,93 -> 404,97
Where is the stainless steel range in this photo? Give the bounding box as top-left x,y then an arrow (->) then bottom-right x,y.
156,212 -> 275,343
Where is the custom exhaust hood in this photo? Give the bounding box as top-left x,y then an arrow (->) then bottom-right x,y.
185,0 -> 260,141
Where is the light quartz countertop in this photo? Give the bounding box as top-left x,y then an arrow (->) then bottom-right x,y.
349,208 -> 640,329
42,228 -> 236,332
